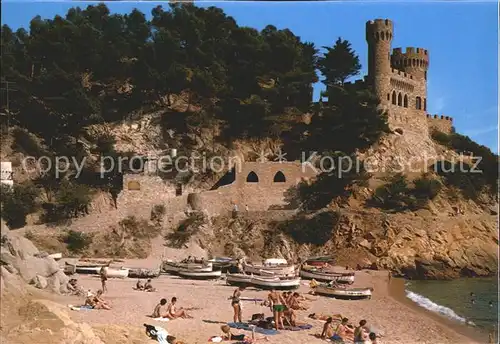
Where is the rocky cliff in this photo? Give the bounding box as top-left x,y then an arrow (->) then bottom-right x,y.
0,231 -> 148,344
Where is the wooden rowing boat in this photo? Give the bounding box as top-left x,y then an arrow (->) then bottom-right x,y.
177,269 -> 222,280
226,273 -> 252,286
314,285 -> 372,300
250,276 -> 301,290
299,268 -> 355,284
161,260 -> 213,274
242,261 -> 296,276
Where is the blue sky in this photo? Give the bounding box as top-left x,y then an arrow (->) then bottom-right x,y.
2,1 -> 498,152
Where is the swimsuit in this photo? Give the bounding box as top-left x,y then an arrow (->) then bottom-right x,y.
230,334 -> 245,340
273,304 -> 286,312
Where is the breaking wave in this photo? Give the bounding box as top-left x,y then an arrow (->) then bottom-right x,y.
405,290 -> 475,326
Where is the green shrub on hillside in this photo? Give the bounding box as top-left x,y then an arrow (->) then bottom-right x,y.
1,183 -> 40,229
62,230 -> 93,254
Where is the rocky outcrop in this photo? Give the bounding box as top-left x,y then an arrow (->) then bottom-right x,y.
176,199 -> 498,280
0,232 -> 69,293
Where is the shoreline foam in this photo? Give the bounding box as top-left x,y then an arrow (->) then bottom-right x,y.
388,277 -> 488,343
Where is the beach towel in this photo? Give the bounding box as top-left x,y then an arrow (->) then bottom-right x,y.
227,322 -> 279,335
208,336 -> 223,342
68,304 -> 93,311
152,318 -> 170,322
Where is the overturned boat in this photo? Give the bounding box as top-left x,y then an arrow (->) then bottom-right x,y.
177,269 -> 222,280
299,267 -> 355,284
314,285 -> 372,300
250,275 -> 301,290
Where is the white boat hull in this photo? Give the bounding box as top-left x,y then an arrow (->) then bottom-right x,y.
250,277 -> 301,290
106,268 -> 130,278
243,263 -> 296,276
314,286 -> 372,300
299,269 -> 355,284
162,261 -> 213,274
49,253 -> 62,260
74,266 -> 129,278
226,273 -> 252,286
178,269 -> 222,279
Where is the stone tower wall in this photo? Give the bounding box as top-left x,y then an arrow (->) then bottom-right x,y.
366,19 -> 393,105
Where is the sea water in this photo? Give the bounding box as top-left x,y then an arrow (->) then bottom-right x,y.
405,278 -> 499,332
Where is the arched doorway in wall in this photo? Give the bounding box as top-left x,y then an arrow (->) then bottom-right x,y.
273,171 -> 286,183
246,171 -> 259,183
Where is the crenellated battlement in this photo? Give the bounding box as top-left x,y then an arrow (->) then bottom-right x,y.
426,114 -> 453,121
366,19 -> 393,42
426,114 -> 453,134
391,47 -> 429,74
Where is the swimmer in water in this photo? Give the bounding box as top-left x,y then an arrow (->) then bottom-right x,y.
489,301 -> 493,307
470,292 -> 475,304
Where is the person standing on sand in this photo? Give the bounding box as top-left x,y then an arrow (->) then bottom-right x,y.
268,289 -> 286,330
100,266 -> 108,293
231,286 -> 245,322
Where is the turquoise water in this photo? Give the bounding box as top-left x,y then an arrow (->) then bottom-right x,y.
405,278 -> 499,332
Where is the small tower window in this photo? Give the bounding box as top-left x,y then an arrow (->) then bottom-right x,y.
424,98 -> 427,111
397,93 -> 402,106
392,91 -> 397,105
387,93 -> 390,101
403,95 -> 408,108
416,96 -> 422,110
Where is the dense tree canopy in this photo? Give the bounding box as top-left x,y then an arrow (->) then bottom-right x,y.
1,2 -> 384,152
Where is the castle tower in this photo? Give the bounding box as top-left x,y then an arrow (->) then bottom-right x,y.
366,19 -> 393,106
391,47 -> 429,111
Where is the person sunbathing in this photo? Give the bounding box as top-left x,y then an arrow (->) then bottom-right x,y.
144,279 -> 156,292
85,290 -> 111,310
152,298 -> 168,318
136,279 -> 145,290
332,317 -> 354,342
354,320 -> 369,344
219,325 -> 268,343
166,297 -> 193,319
321,317 -> 335,339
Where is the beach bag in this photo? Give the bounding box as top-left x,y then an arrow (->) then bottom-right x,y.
251,313 -> 265,321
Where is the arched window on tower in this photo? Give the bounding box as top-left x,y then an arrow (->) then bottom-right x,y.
403,95 -> 408,108
424,98 -> 427,111
415,97 -> 422,110
397,93 -> 402,106
392,91 -> 397,105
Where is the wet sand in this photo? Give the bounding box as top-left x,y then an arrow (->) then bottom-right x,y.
55,259 -> 483,344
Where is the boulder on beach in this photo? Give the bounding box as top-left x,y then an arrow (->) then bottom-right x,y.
0,232 -> 69,294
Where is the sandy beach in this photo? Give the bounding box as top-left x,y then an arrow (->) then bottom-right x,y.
52,258 -> 483,344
